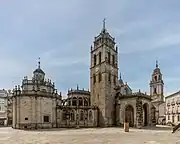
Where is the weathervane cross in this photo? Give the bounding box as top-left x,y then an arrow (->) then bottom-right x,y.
156,60 -> 159,68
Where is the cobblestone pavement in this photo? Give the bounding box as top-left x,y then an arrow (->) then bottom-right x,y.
0,127 -> 180,144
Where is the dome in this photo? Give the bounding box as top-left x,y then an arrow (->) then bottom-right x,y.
33,68 -> 45,75
33,58 -> 45,75
118,79 -> 124,85
32,58 -> 45,82
118,73 -> 124,85
153,60 -> 161,74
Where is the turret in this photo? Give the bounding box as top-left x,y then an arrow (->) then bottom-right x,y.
150,60 -> 164,102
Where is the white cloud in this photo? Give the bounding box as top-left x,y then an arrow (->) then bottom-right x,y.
0,0 -> 180,95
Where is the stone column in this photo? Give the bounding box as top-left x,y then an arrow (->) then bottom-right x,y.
12,97 -> 16,128
77,97 -> 79,106
76,110 -> 79,128
18,97 -> 21,128
136,98 -> 143,128
71,99 -> 72,106
83,99 -> 84,106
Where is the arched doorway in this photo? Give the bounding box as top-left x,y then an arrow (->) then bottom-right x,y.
125,105 -> 134,127
143,103 -> 149,126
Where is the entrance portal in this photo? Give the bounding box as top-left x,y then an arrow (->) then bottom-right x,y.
143,103 -> 149,126
125,105 -> 134,127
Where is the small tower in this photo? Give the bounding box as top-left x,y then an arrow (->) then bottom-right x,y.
150,60 -> 164,102
33,57 -> 45,81
118,73 -> 124,86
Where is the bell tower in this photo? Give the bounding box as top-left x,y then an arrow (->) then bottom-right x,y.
150,60 -> 164,102
90,19 -> 118,127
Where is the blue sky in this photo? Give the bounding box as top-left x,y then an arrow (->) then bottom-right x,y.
0,0 -> 180,97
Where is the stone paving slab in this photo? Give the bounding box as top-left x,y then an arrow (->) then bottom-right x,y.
0,127 -> 179,144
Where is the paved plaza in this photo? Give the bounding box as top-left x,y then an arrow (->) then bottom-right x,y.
0,126 -> 180,144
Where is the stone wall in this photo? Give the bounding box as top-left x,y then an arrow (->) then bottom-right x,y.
13,95 -> 58,129
118,97 -> 137,126
56,107 -> 98,128
117,96 -> 152,128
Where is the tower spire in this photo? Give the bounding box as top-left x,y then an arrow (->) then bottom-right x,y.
156,60 -> 158,68
102,18 -> 106,32
38,57 -> 40,69
120,72 -> 122,79
103,18 -> 106,30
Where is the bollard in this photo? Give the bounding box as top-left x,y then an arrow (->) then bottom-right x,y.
124,122 -> 129,132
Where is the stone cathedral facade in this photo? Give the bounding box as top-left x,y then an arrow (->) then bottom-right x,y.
11,21 -> 165,130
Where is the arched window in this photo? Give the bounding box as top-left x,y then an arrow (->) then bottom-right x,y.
113,75 -> 116,84
172,115 -> 175,123
80,110 -> 84,121
94,54 -> 96,66
89,98 -> 91,106
89,111 -> 93,121
154,76 -> 157,81
108,52 -> 110,63
108,73 -> 111,82
72,97 -> 77,106
68,100 -> 71,106
154,88 -> 157,94
93,74 -> 96,84
70,110 -> 75,121
98,73 -> 102,82
84,98 -> 88,106
99,52 -> 101,64
112,55 -> 115,65
79,97 -> 83,106
62,110 -> 66,120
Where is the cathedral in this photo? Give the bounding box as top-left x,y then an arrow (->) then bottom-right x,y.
11,21 -> 165,129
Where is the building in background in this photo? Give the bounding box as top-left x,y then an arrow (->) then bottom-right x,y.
165,91 -> 180,125
0,89 -> 8,126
